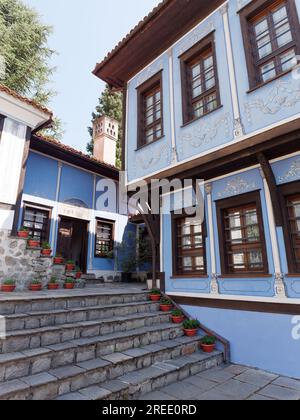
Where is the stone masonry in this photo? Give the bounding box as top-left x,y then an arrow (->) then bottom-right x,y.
0,229 -> 84,290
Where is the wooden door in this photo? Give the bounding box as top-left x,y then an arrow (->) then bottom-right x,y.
56,218 -> 73,261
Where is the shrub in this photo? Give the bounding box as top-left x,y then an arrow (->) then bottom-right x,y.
48,277 -> 57,284
149,289 -> 161,295
30,279 -> 41,285
201,335 -> 216,345
3,279 -> 16,286
161,299 -> 172,305
42,242 -> 51,250
64,278 -> 75,284
183,320 -> 200,330
172,310 -> 183,317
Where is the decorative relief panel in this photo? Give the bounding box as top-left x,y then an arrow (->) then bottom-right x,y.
178,22 -> 215,56
133,144 -> 172,176
135,60 -> 164,88
245,80 -> 300,125
278,158 -> 300,184
217,176 -> 259,199
178,113 -> 230,157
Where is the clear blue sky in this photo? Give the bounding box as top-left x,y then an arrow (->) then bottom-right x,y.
23,0 -> 159,152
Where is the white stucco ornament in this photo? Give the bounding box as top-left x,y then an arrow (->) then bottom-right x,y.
278,158 -> 300,184
217,176 -> 258,199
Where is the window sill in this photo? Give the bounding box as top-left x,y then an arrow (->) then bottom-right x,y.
135,135 -> 165,152
286,274 -> 300,278
247,68 -> 295,94
180,105 -> 223,129
219,274 -> 273,279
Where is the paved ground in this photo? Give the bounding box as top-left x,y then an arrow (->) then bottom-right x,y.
140,364 -> 300,400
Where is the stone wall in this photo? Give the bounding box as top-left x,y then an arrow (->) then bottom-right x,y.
0,229 -> 85,290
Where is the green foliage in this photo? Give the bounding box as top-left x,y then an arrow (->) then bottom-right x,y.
201,335 -> 216,345
49,277 -> 57,284
172,310 -> 183,317
65,278 -> 75,284
42,242 -> 51,250
87,85 -> 123,168
160,299 -> 172,306
149,289 -> 161,296
30,279 -> 41,285
183,320 -> 200,330
66,260 -> 75,265
3,279 -> 15,285
19,226 -> 28,232
0,0 -> 63,139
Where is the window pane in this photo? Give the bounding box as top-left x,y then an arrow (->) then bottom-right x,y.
233,253 -> 246,269
206,93 -> 218,112
249,250 -> 263,268
280,49 -> 297,72
261,60 -> 276,82
193,99 -> 204,117
192,64 -> 201,78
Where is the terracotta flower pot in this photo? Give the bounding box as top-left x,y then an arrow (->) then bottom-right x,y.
1,285 -> 16,293
29,284 -> 42,292
171,316 -> 185,324
149,294 -> 161,302
18,231 -> 29,239
53,257 -> 64,265
200,343 -> 216,353
66,264 -> 75,272
41,249 -> 52,256
76,272 -> 82,279
183,329 -> 198,337
160,304 -> 173,312
64,283 -> 75,290
28,240 -> 40,248
48,283 -> 59,290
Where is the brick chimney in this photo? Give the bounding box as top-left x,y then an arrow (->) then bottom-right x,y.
93,116 -> 118,166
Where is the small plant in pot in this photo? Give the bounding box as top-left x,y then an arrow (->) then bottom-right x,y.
149,289 -> 161,302
183,319 -> 200,337
64,278 -> 75,289
47,277 -> 59,290
17,227 -> 29,239
41,242 -> 52,256
171,310 -> 185,324
29,280 -> 42,292
53,254 -> 64,265
1,279 -> 16,293
160,298 -> 173,312
75,267 -> 82,279
27,236 -> 40,249
65,260 -> 75,271
200,335 -> 216,353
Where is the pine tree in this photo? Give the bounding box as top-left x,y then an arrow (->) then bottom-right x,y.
0,0 -> 63,139
87,85 -> 123,168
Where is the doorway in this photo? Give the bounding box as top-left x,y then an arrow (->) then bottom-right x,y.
56,216 -> 89,273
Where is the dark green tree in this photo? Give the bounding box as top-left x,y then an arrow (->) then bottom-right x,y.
0,0 -> 63,139
87,85 -> 123,168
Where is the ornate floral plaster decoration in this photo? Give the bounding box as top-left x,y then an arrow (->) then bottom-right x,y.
178,113 -> 230,156
278,158 -> 300,184
217,176 -> 258,199
135,144 -> 172,173
178,22 -> 215,56
135,60 -> 164,88
245,80 -> 300,125
211,274 -> 220,295
274,273 -> 287,298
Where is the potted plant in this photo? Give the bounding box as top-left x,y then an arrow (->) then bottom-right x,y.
27,237 -> 40,249
17,227 -> 29,239
160,298 -> 173,312
41,242 -> 52,256
200,336 -> 216,353
149,289 -> 161,302
66,260 -> 75,271
183,319 -> 200,337
1,279 -> 16,293
64,278 -> 75,290
53,254 -> 64,265
171,310 -> 185,324
75,267 -> 82,279
29,280 -> 42,292
47,277 -> 59,290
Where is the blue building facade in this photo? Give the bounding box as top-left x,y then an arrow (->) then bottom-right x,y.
94,0 -> 300,377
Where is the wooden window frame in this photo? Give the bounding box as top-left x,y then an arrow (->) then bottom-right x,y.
280,181 -> 300,274
22,202 -> 52,243
240,0 -> 300,90
136,71 -> 164,149
171,211 -> 208,278
216,191 -> 269,277
94,218 -> 115,259
180,32 -> 221,126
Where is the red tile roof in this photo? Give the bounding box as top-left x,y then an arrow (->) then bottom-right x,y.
0,83 -> 53,117
34,134 -> 119,173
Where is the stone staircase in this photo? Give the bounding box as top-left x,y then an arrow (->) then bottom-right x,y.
0,289 -> 224,400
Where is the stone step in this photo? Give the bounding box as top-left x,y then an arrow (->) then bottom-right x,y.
5,301 -> 160,331
0,290 -> 149,315
0,312 -> 173,354
0,323 -> 184,382
0,339 -> 223,400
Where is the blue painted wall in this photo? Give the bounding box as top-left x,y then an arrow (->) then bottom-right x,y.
24,152 -> 58,200
59,164 -> 94,209
183,304 -> 300,379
